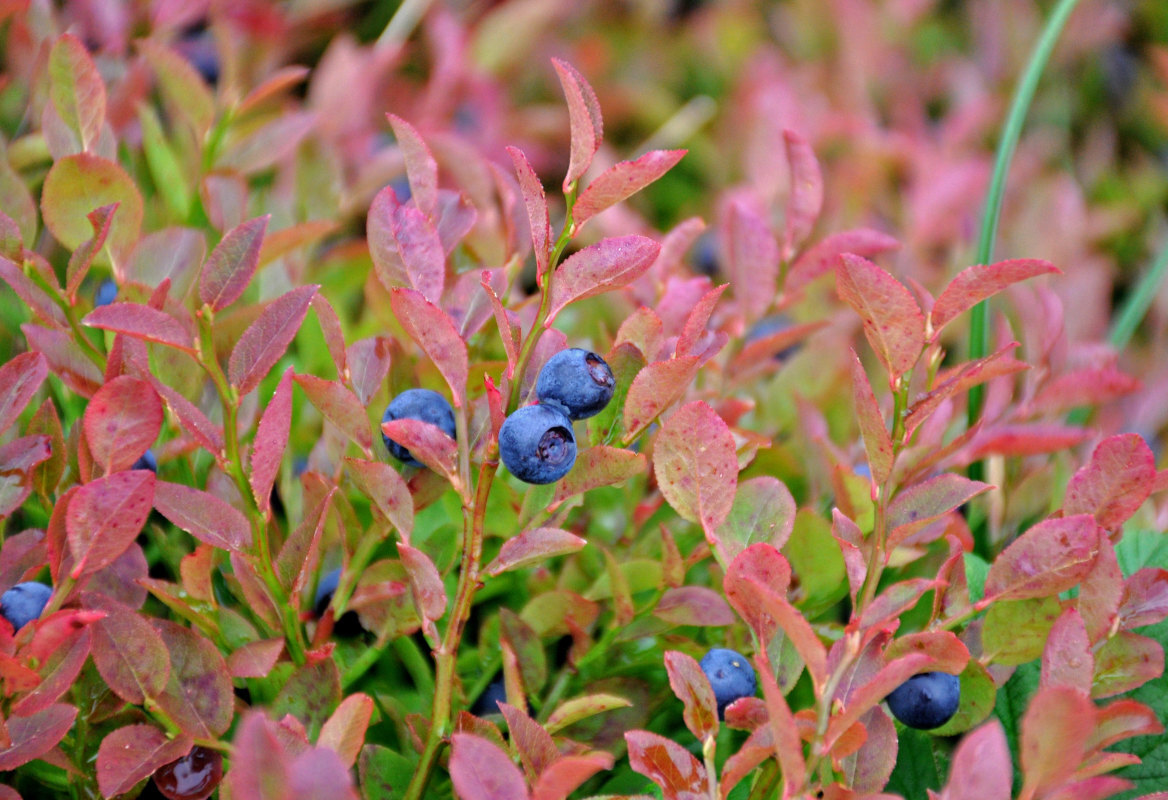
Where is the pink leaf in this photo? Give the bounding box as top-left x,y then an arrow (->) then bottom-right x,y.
83,302 -> 196,353
968,424 -> 1091,459
346,336 -> 392,408
552,59 -> 603,190
398,542 -> 447,641
1019,686 -> 1095,798
825,654 -> 934,749
0,352 -> 48,437
1041,607 -> 1094,694
1088,699 -> 1163,752
786,228 -> 900,293
484,528 -> 587,576
664,651 -> 719,742
621,355 -> 701,440
0,256 -> 67,328
449,732 -> 528,800
625,729 -> 706,799
531,753 -> 614,800
837,254 -> 925,380
654,402 -> 738,536
82,376 -> 163,474
1079,534 -> 1124,642
368,186 -> 445,304
1063,434 -> 1155,529
500,703 -> 558,781
23,323 -> 103,397
386,114 -> 439,216
887,473 -> 991,542
940,720 -> 1011,800
250,367 -> 293,513
983,515 -> 1101,601
228,284 -> 318,397
1031,365 -> 1141,416
138,39 -> 214,136
930,259 -> 1060,337
884,632 -> 970,676
97,725 -> 193,800
724,199 -> 780,322
508,147 -> 552,280
757,666 -> 806,794
781,130 -> 823,258
711,476 -> 797,568
546,235 -> 660,325
904,344 -> 1027,436
743,575 -> 829,692
1118,568 -> 1168,630
0,704 -> 78,771
676,284 -> 727,358
293,373 -> 373,456
723,544 -> 792,637
0,436 -> 52,517
849,350 -> 894,484
318,693 -> 374,768
389,288 -> 468,409
198,215 -> 270,311
152,480 -> 252,552
573,149 -> 686,227
66,471 -> 155,579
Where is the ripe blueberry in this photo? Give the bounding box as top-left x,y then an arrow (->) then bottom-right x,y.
535,348 -> 615,420
700,647 -> 756,718
132,449 -> 158,472
885,671 -> 960,730
95,278 -> 118,307
499,404 -> 576,484
152,745 -> 222,800
470,676 -> 507,716
381,389 -> 456,467
0,581 -> 53,631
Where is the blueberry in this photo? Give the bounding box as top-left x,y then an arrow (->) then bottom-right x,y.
313,567 -> 362,637
535,348 -> 615,421
885,671 -> 960,730
744,314 -> 799,360
700,648 -> 756,718
499,404 -> 576,485
689,231 -> 720,277
152,745 -> 222,800
382,389 -> 456,467
0,581 -> 53,631
470,676 -> 507,716
132,449 -> 158,472
95,278 -> 118,307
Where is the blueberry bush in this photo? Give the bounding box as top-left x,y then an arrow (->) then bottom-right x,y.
1,1 -> 1167,799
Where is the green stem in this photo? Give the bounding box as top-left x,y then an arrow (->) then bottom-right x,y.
968,0 -> 1081,556
1109,237 -> 1168,350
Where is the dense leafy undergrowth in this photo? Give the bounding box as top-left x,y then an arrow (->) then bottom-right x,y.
1,1 -> 1167,799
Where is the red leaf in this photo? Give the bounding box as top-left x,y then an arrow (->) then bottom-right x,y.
508,147 -> 552,280
724,199 -> 780,322
387,114 -> 439,216
553,59 -> 603,190
940,720 -> 1012,800
0,256 -> 67,328
1118,568 -> 1168,630
227,284 -> 318,397
294,374 -> 373,456
723,544 -> 792,638
368,186 -> 445,304
983,515 -> 1101,601
250,367 -> 293,514
781,130 -> 823,258
530,753 -> 614,800
343,457 -> 413,540
22,323 -> 103,398
836,254 -> 925,380
786,228 -> 900,293
743,575 -> 829,692
152,480 -> 252,552
0,352 -> 48,438
49,34 -> 106,152
398,543 -> 447,641
275,488 -> 334,597
0,436 -> 52,517
66,471 -> 155,579
625,729 -> 706,799
857,578 -> 939,629
930,259 -> 1060,337
198,215 -> 269,311
546,235 -> 660,325
664,651 -> 718,741
654,402 -> 738,536
82,376 -> 163,474
825,653 -> 933,749
227,638 -> 284,679
152,380 -> 223,456
97,725 -> 192,800
88,594 -> 171,704
485,528 -> 587,576
1092,631 -> 1164,698
968,424 -> 1091,459
676,283 -> 727,358
1079,534 -> 1124,642
318,693 -> 374,768
711,476 -> 796,569
573,149 -> 686,227
380,418 -> 459,486
1087,699 -> 1164,752
449,732 -> 528,800
552,446 -> 646,506
346,336 -> 392,408
887,473 -> 991,544
849,350 -> 894,484
884,632 -> 970,676
311,294 -> 348,380
1031,365 -> 1141,416
1041,607 -> 1093,694
65,204 -> 116,300
83,302 -> 196,353
500,702 -> 558,781
0,704 -> 77,771
1063,434 -> 1155,529
904,344 -> 1028,436
621,355 -> 701,439
757,666 -> 806,795
1019,686 -> 1095,798
152,619 -> 233,738
389,288 -> 468,409
654,587 -> 735,627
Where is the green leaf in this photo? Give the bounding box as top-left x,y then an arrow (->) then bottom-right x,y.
886,726 -> 950,799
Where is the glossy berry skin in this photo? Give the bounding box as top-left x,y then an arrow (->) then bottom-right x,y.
535,348 -> 616,420
886,672 -> 960,730
153,745 -> 222,800
0,581 -> 53,631
499,404 -> 576,484
132,449 -> 158,472
381,389 -> 456,467
700,648 -> 756,718
95,278 -> 118,307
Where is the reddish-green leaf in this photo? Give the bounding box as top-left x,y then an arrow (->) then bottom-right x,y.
0,352 -> 48,437
198,215 -> 269,311
825,653 -> 933,749
930,259 -> 1060,337
983,597 -> 1064,665
485,528 -> 587,576
887,473 -> 991,542
508,146 -> 551,280
1092,631 -> 1164,698
743,575 -> 829,692
573,149 -> 686,227
724,199 -> 780,322
545,693 -> 632,734
294,373 -> 373,455
849,350 -> 894,484
346,336 -> 391,408
23,322 -> 103,397
940,720 -> 1012,800
552,446 -> 646,505
1118,568 -> 1168,631
41,153 -> 143,264
228,284 -> 318,397
152,619 -> 233,738
66,471 -> 155,579
97,725 -> 192,800
127,227 -> 206,298
500,702 -> 557,780
1063,433 -> 1155,529
83,376 -> 163,474
251,367 -> 293,513
837,253 -> 925,380
138,39 -> 214,136
553,59 -> 603,190
711,476 -> 797,568
0,256 -> 67,328
152,480 -> 252,552
0,436 -> 52,518
65,204 -> 116,299
546,235 -> 660,325
654,402 -> 738,536
664,651 -> 718,742
389,288 -> 468,408
621,355 -> 700,439
654,586 -> 735,627
82,302 -> 196,353
272,658 -> 341,732
0,704 -> 77,771
227,639 -> 284,679
723,544 -> 792,637
27,399 -> 65,498
386,114 -> 438,216
311,293 -> 348,379
1019,686 -> 1095,798
983,515 -> 1101,601
87,594 -> 171,704
757,665 -> 806,794
49,34 -> 106,152
1088,699 -> 1163,752
343,457 -> 413,540
624,729 -> 706,799
368,187 -> 444,303
885,632 -> 970,675
781,130 -> 822,258
398,542 -> 446,640
318,693 -> 374,768
1041,607 -> 1093,694
449,732 -> 528,800
786,228 -> 900,293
